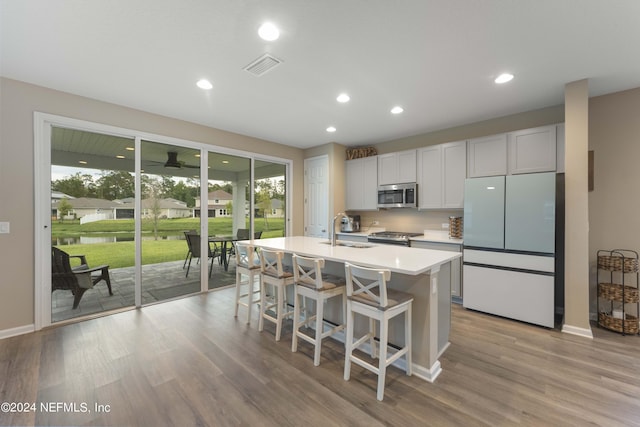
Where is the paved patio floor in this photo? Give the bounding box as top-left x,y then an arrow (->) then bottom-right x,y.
52,257 -> 238,323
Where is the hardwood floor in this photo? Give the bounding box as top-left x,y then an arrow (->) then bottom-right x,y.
1,288 -> 639,426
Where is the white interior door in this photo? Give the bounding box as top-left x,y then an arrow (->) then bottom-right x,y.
304,155 -> 329,238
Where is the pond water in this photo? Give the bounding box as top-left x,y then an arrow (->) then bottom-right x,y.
52,233 -> 186,246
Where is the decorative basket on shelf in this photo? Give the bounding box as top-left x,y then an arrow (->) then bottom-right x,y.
597,254 -> 639,273
449,216 -> 463,239
598,282 -> 640,303
598,312 -> 640,335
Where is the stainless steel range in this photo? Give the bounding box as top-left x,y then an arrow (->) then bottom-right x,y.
368,231 -> 423,246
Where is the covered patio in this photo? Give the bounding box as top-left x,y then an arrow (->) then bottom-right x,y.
51,258 -> 238,323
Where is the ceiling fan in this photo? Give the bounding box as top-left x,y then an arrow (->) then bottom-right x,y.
146,151 -> 200,169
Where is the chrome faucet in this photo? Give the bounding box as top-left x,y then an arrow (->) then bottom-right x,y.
331,212 -> 349,246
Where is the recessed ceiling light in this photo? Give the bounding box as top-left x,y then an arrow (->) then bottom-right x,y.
116,155 -> 125,159
196,79 -> 213,90
258,22 -> 279,41
78,160 -> 87,164
194,154 -> 201,158
391,106 -> 404,114
336,93 -> 350,103
125,147 -> 134,151
222,160 -> 230,164
494,73 -> 514,84
326,126 -> 337,133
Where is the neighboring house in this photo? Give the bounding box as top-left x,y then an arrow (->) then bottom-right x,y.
256,198 -> 285,218
194,190 -> 233,218
51,191 -> 75,203
115,198 -> 193,219
52,197 -> 192,222
51,197 -> 120,222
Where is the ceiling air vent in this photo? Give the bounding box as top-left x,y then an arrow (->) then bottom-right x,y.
243,53 -> 282,76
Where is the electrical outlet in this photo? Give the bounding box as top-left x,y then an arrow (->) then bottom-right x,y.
442,223 -> 449,229
372,220 -> 379,225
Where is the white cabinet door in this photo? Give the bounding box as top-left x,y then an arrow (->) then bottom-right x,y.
417,145 -> 442,209
377,153 -> 396,185
442,141 -> 466,208
397,149 -> 417,183
362,156 -> 378,209
378,150 -> 416,185
467,134 -> 508,177
508,125 -> 557,174
346,156 -> 378,210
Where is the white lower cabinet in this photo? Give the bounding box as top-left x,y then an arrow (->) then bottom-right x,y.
411,241 -> 462,298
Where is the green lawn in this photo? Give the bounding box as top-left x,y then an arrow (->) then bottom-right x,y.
53,218 -> 284,269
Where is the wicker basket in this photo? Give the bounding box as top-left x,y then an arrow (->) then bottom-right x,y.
597,282 -> 640,303
449,216 -> 463,239
598,255 -> 639,273
598,312 -> 639,334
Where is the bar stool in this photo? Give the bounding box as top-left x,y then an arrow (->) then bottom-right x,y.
343,262 -> 413,401
234,242 -> 261,324
291,254 -> 346,366
258,249 -> 295,341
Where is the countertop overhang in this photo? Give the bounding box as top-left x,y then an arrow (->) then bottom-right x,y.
242,236 -> 461,275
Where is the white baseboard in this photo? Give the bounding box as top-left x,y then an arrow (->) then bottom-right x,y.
561,323 -> 593,339
0,324 -> 35,340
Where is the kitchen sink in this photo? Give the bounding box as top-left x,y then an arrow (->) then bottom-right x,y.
319,241 -> 373,248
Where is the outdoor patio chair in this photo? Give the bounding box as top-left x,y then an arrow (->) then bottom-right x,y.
185,233 -> 220,278
51,247 -> 113,309
183,230 -> 198,269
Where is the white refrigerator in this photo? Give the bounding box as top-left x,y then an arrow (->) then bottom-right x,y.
462,172 -> 556,328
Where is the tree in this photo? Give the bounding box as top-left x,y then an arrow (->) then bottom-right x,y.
57,198 -> 73,223
95,170 -> 135,200
256,190 -> 272,230
52,172 -> 95,198
142,175 -> 164,240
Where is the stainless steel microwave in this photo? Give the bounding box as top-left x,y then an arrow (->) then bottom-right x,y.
377,183 -> 417,208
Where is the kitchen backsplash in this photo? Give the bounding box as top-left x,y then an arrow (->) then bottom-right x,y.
349,209 -> 463,234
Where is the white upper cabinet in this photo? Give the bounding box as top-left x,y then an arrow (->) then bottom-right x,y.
467,134 -> 508,177
345,156 -> 378,210
442,141 -> 467,208
468,125 -> 560,178
417,145 -> 442,209
508,125 -> 557,174
418,141 -> 466,209
378,149 -> 417,185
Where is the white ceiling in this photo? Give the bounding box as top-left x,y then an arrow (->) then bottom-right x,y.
2,0 -> 640,149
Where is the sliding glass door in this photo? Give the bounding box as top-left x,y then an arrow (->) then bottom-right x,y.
140,140 -> 202,304
50,127 -> 136,322
40,114 -> 291,328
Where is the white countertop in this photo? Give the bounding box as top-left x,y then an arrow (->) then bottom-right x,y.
245,236 -> 461,276
337,229 -> 463,245
410,231 -> 463,245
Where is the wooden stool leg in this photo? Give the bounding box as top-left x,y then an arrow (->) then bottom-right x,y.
246,273 -> 253,325
405,305 -> 412,376
258,277 -> 266,332
344,305 -> 354,381
370,318 -> 377,359
313,296 -> 324,366
275,284 -> 284,341
234,270 -> 241,318
292,291 -> 300,352
377,317 -> 389,401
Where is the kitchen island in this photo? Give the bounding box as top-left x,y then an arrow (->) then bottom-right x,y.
244,235 -> 462,382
